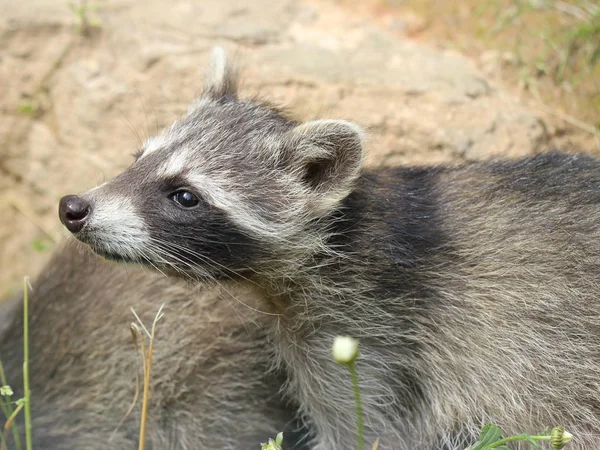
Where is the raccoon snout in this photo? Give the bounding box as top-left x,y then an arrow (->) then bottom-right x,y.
59,195 -> 91,233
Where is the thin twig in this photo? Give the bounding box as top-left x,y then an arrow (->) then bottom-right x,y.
134,304 -> 164,450
109,325 -> 143,442
554,1 -> 591,21
3,402 -> 24,440
137,329 -> 148,450
533,102 -> 600,138
131,309 -> 151,340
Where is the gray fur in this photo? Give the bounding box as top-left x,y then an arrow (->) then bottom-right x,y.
0,241 -> 305,449
22,49 -> 600,449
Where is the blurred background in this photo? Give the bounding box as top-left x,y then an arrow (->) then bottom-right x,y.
1,0 -> 599,293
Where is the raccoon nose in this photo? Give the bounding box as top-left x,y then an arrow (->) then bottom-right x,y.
59,195 -> 91,233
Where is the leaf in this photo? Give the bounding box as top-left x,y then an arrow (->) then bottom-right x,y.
522,435 -> 543,450
261,433 -> 284,450
470,423 -> 504,450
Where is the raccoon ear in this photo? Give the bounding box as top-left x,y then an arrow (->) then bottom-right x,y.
203,46 -> 238,99
287,119 -> 364,212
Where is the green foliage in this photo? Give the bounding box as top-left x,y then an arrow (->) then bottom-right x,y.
17,103 -> 38,117
483,1 -> 600,81
261,432 -> 284,450
468,423 -> 572,449
0,278 -> 33,450
375,0 -> 600,132
328,336 -> 574,450
68,1 -> 101,36
470,423 -> 505,450
30,238 -> 53,253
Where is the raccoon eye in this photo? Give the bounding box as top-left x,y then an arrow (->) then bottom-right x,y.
169,190 -> 200,208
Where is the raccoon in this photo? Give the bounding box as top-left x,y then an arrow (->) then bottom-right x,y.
0,240 -> 306,449
56,47 -> 600,449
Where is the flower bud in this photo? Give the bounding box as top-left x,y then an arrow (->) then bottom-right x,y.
0,385 -> 13,397
261,432 -> 284,450
551,426 -> 573,449
332,336 -> 359,364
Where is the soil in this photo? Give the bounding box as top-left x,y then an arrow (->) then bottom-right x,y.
0,0 -> 598,293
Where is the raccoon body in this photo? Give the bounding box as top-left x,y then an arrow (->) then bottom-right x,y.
0,241 -> 304,449
47,48 -> 600,449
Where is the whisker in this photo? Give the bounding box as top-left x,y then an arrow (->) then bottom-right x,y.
149,237 -> 257,283
149,238 -> 225,278
146,238 -> 280,316
135,86 -> 151,141
119,112 -> 143,148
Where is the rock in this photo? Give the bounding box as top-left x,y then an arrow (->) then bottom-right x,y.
0,0 -> 549,289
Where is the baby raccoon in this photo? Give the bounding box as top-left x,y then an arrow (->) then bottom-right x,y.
0,241 -> 305,449
57,48 -> 600,449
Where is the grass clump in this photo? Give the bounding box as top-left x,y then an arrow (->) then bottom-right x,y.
68,0 -> 101,36
16,103 -> 39,118
0,278 -> 33,450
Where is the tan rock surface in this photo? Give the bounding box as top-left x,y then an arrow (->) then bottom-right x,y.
0,0 -> 554,291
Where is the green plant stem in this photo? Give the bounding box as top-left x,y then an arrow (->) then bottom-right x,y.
0,397 -> 18,450
0,427 -> 7,450
4,403 -> 24,435
348,362 -> 364,450
0,342 -> 22,449
487,434 -> 552,447
22,279 -> 32,450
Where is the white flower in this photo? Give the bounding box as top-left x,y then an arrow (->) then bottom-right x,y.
0,385 -> 13,397
332,336 -> 359,364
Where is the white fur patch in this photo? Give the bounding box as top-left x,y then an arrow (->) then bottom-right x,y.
138,136 -> 164,159
293,119 -> 366,143
186,173 -> 296,241
157,149 -> 193,178
186,173 -> 237,212
86,195 -> 149,259
208,47 -> 228,92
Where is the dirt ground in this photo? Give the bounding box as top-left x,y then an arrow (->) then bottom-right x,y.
0,0 -> 598,294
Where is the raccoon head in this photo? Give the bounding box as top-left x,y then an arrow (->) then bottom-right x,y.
58,47 -> 365,281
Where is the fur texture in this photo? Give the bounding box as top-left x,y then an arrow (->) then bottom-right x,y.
16,48 -> 600,449
0,241 -> 306,449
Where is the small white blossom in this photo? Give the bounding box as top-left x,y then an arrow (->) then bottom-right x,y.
332,336 -> 359,364
261,432 -> 284,450
0,385 -> 13,397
